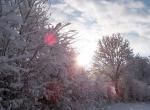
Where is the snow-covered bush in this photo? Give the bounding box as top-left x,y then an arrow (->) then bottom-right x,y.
0,0 -> 77,109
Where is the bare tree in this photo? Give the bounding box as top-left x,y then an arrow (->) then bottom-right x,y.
93,33 -> 133,96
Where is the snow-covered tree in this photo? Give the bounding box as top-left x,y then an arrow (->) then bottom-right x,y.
0,0 -> 77,109
126,55 -> 150,83
122,55 -> 150,101
92,34 -> 133,98
0,0 -> 30,109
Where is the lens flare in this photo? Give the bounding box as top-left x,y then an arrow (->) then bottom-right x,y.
44,81 -> 63,104
44,32 -> 57,46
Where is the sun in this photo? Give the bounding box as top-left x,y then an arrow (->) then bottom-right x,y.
75,41 -> 96,67
76,53 -> 92,67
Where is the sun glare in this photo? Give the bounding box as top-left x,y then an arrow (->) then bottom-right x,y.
76,53 -> 92,67
76,43 -> 96,67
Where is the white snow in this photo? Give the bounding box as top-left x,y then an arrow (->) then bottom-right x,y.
106,103 -> 150,110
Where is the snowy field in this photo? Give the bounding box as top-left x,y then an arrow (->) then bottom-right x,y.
105,103 -> 150,110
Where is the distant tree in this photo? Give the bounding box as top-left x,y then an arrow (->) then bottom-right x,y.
93,33 -> 133,97
126,55 -> 149,81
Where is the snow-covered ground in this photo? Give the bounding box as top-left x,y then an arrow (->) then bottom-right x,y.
105,103 -> 150,110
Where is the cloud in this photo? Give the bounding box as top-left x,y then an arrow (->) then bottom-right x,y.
50,0 -> 150,56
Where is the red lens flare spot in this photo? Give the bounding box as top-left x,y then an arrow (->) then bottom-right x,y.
44,81 -> 64,104
44,32 -> 57,46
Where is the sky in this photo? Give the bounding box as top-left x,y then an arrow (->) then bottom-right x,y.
49,0 -> 150,65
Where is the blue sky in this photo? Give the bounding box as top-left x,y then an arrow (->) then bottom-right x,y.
49,0 -> 150,64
